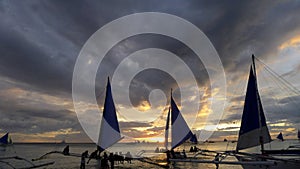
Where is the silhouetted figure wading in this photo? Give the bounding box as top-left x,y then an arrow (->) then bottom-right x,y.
62,145 -> 69,155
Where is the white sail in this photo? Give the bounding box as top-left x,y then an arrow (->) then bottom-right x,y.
170,92 -> 193,150
97,77 -> 122,152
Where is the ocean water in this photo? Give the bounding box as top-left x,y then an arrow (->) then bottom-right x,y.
0,140 -> 298,169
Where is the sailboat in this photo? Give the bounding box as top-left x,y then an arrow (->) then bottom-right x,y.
0,132 -> 12,145
33,77 -> 122,161
234,55 -> 300,169
166,55 -> 300,168
98,77 -> 123,152
276,132 -> 284,141
165,90 -> 194,159
189,134 -> 198,144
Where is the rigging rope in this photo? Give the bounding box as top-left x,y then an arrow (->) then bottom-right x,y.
254,57 -> 300,138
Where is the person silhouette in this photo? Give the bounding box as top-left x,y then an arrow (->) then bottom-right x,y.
189,146 -> 194,152
62,145 -> 69,155
108,153 -> 115,169
80,150 -> 88,169
101,152 -> 109,168
87,149 -> 98,164
214,153 -> 220,169
125,151 -> 132,163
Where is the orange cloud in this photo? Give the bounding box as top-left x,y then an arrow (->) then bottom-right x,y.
279,35 -> 300,50
137,100 -> 151,111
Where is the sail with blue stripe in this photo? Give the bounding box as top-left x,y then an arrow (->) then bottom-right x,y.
237,55 -> 271,151
277,132 -> 284,141
190,134 -> 198,144
0,133 -> 9,145
170,92 -> 193,150
98,77 -> 122,152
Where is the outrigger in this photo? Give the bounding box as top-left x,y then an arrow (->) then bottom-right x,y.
0,156 -> 54,169
167,55 -> 300,169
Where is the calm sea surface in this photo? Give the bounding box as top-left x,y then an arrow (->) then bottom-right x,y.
0,140 -> 298,168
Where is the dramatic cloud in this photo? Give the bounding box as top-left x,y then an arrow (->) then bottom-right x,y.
0,0 -> 300,142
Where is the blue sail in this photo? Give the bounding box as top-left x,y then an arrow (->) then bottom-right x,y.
190,134 -> 198,144
98,77 -> 122,152
0,133 -> 9,144
277,132 -> 284,141
237,65 -> 271,150
171,93 -> 193,150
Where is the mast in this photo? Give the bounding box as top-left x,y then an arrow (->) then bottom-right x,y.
252,55 -> 265,153
164,106 -> 171,150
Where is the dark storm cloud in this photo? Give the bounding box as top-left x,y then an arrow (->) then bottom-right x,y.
222,93 -> 300,133
95,34 -> 207,107
0,108 -> 80,134
0,0 -> 300,140
178,1 -> 300,85
1,0 -> 300,96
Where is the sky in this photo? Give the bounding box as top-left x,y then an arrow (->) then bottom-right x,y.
0,0 -> 300,143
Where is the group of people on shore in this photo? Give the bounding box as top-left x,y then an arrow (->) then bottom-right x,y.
189,146 -> 199,152
61,145 -> 132,169
166,149 -> 187,160
81,150 -> 132,169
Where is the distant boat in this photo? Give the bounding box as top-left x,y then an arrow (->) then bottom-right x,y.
0,132 -> 12,145
0,133 -> 54,168
276,132 -> 284,141
190,134 -> 198,144
60,139 -> 66,144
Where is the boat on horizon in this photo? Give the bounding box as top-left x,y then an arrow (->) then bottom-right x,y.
0,133 -> 55,168
276,132 -> 284,141
0,132 -> 12,146
189,133 -> 198,144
